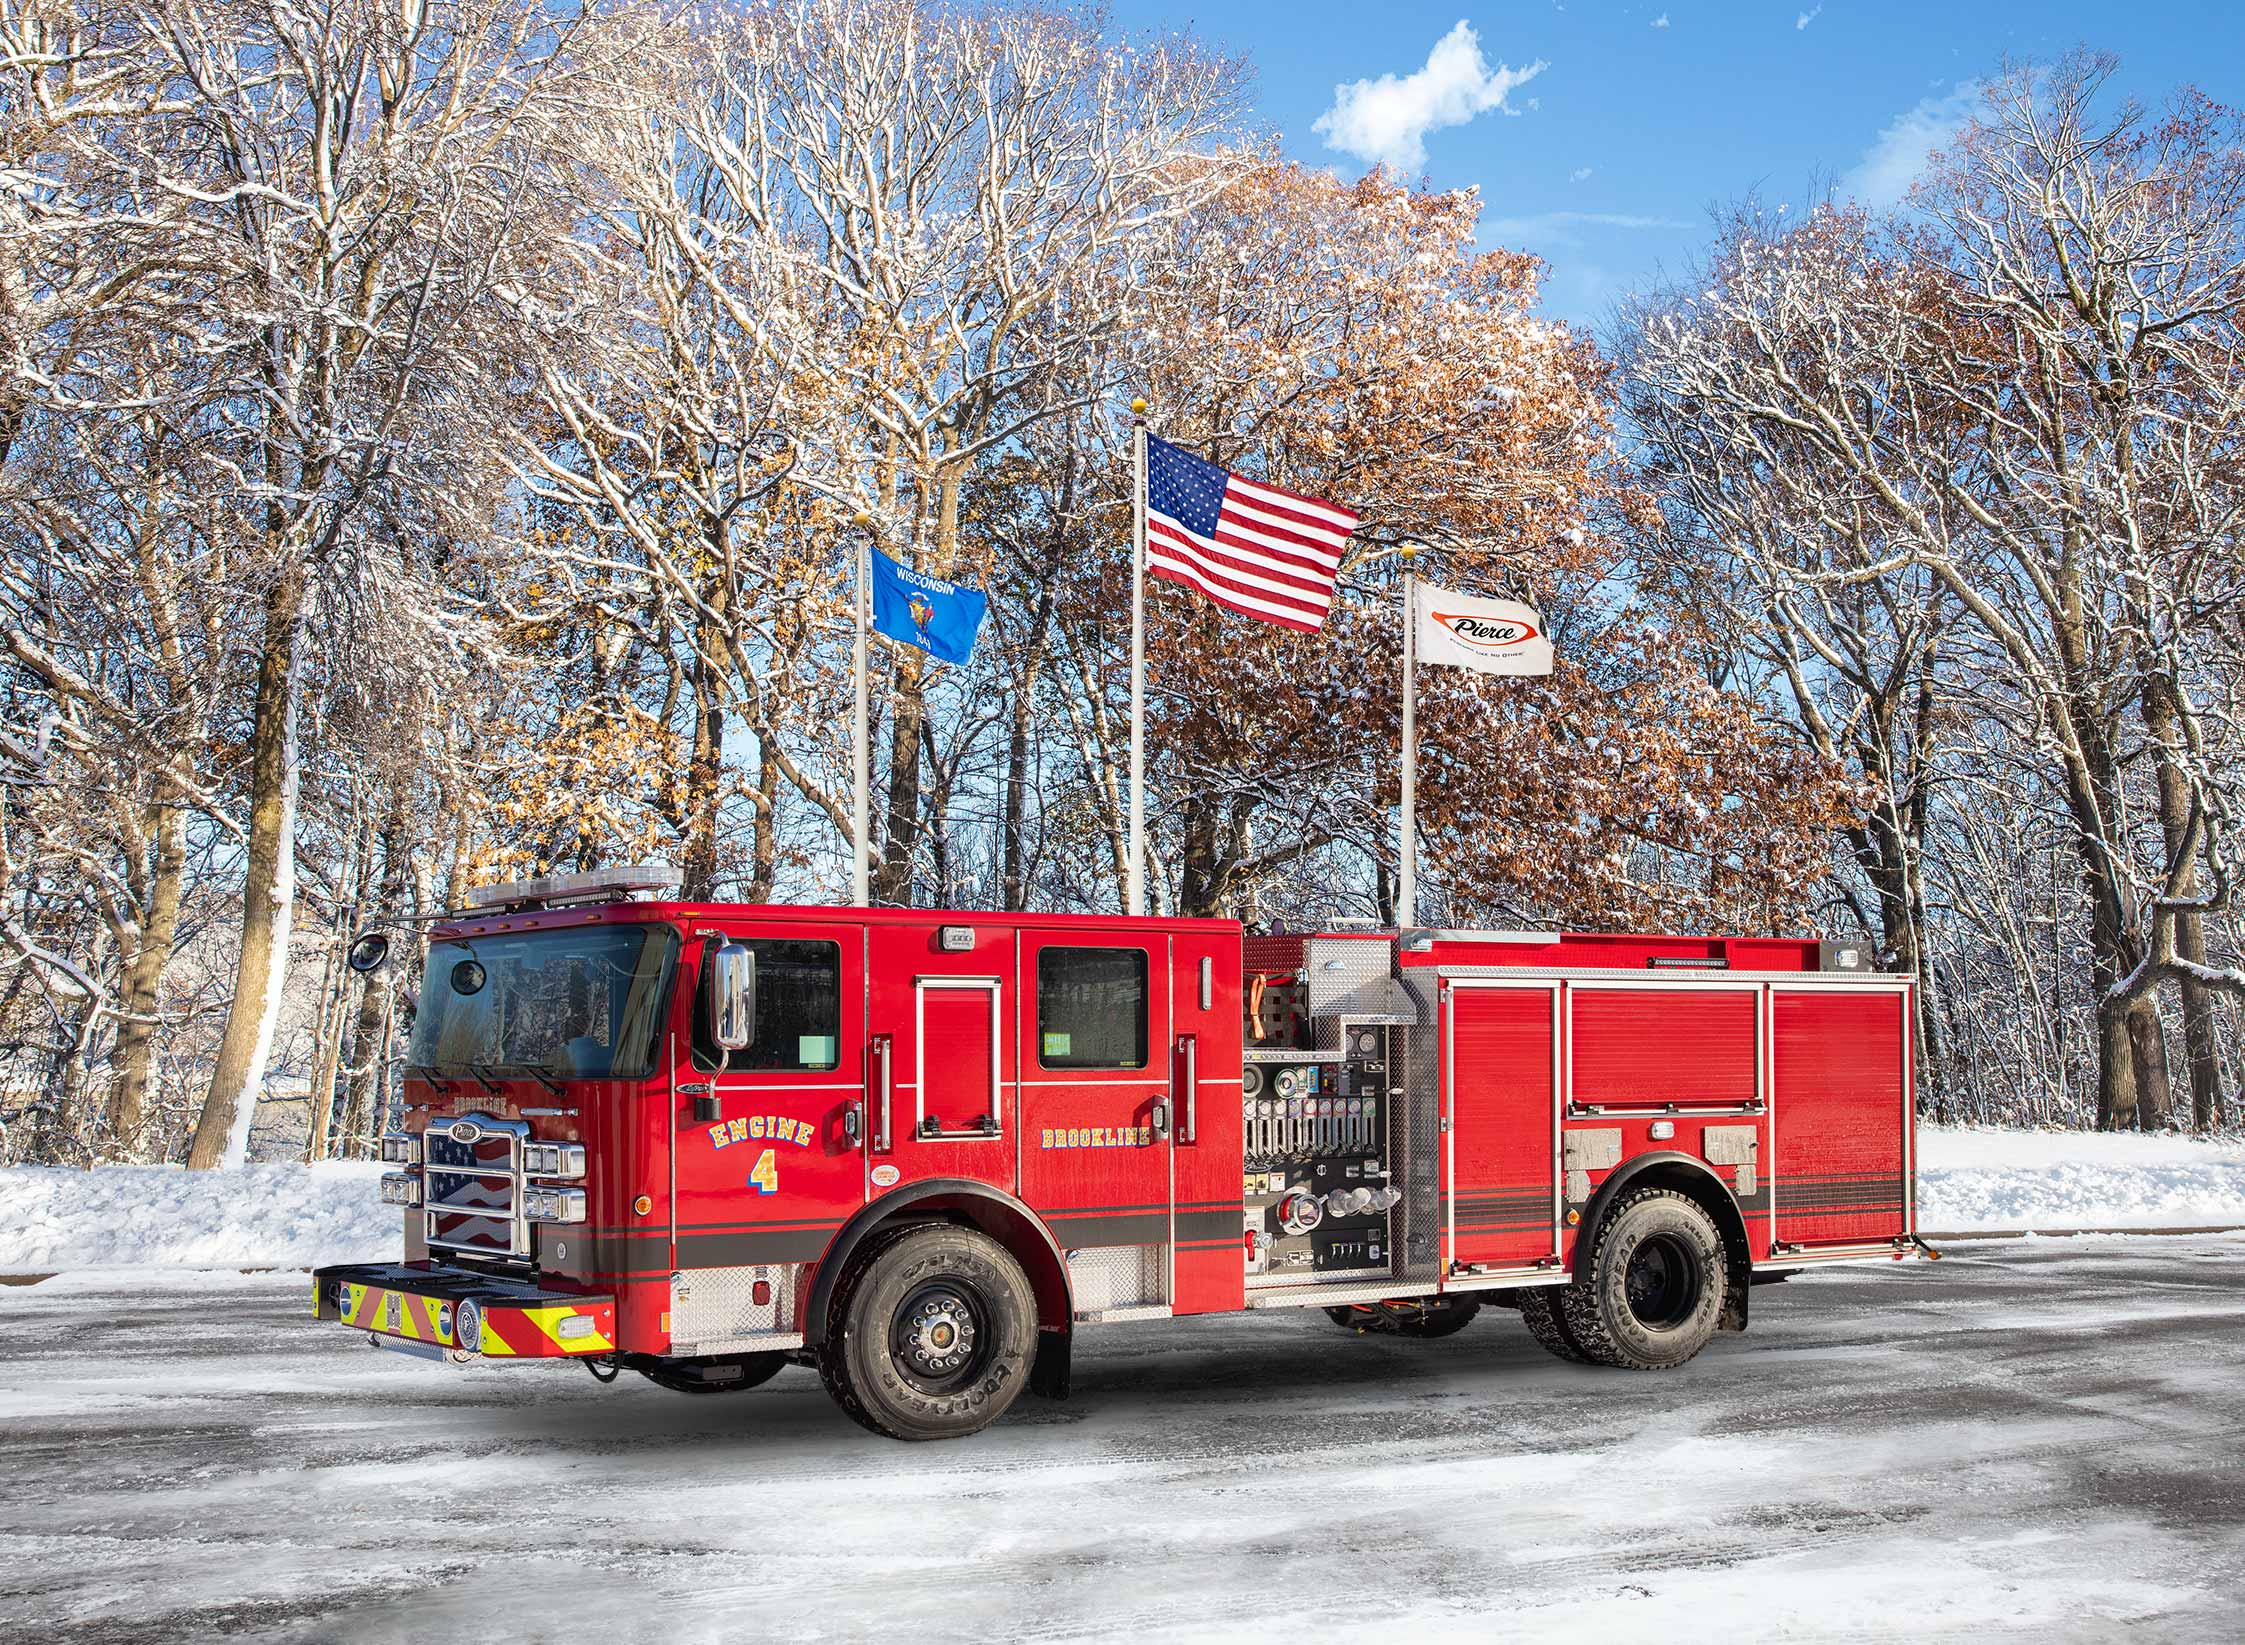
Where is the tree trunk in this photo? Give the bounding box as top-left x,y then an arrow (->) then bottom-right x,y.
2093,988 -> 2138,1132
187,569 -> 309,1170
2142,671 -> 2226,1129
747,736 -> 780,903
2125,998 -> 2174,1131
108,799 -> 186,1153
342,803 -> 410,1153
678,553 -> 731,901
307,800 -> 381,1161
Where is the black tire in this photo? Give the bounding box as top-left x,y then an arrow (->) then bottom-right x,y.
1557,1187 -> 1727,1370
1390,1299 -> 1480,1338
1325,1305 -> 1385,1333
1517,1287 -> 1596,1364
818,1224 -> 1038,1441
640,1352 -> 787,1394
1324,1299 -> 1480,1337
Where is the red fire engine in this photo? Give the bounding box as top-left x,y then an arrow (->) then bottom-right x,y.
314,867 -> 1922,1440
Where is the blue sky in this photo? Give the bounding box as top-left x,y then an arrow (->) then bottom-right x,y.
1126,1 -> 2245,332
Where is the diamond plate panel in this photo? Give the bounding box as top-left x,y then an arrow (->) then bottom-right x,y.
1303,937 -> 1420,1023
1394,975 -> 1443,1284
1066,1243 -> 1167,1312
670,1263 -> 800,1352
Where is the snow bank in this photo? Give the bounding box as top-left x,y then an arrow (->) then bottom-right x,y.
0,1162 -> 393,1272
5,1127 -> 2244,1272
1917,1124 -> 2245,1232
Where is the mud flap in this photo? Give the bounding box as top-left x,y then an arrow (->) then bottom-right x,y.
1029,1326 -> 1071,1399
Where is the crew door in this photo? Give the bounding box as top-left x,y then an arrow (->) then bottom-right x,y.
1443,979 -> 1560,1272
1018,932 -> 1174,1314
864,923 -> 1018,1199
672,923 -> 865,1273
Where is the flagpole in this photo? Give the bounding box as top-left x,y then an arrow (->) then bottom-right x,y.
850,510 -> 871,906
1127,399 -> 1148,917
1398,543 -> 1418,930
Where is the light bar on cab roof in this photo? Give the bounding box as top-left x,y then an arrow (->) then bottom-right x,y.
461,865 -> 682,912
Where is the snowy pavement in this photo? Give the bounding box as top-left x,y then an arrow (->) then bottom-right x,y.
3,1238 -> 2243,1643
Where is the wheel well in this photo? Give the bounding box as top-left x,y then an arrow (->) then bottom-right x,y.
1573,1154 -> 1753,1332
801,1181 -> 1072,1346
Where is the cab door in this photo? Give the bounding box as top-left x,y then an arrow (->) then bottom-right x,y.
864,921 -> 1018,1198
672,922 -> 865,1273
1018,931 -> 1173,1313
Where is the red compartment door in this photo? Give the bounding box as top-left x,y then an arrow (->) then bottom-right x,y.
1444,982 -> 1559,1271
1772,988 -> 1911,1247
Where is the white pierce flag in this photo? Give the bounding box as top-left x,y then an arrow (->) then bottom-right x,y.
1413,582 -> 1554,676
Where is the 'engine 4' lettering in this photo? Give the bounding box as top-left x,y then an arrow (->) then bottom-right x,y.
708,1115 -> 815,1149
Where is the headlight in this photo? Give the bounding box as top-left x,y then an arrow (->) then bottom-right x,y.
524,1186 -> 587,1224
378,1172 -> 422,1207
379,1133 -> 421,1165
522,1142 -> 587,1179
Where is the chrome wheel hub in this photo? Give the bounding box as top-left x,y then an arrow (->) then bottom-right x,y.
899,1290 -> 979,1379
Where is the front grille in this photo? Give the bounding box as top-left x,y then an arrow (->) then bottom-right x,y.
422,1113 -> 531,1260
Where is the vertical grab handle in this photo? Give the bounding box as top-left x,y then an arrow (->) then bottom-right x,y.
871,1032 -> 893,1152
1176,1032 -> 1197,1144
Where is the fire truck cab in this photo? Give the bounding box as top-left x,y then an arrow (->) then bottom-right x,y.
314,869 -> 1919,1440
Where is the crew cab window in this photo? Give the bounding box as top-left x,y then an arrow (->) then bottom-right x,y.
693,938 -> 842,1072
409,925 -> 676,1080
1037,947 -> 1148,1070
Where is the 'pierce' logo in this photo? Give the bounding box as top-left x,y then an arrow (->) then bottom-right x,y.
1434,612 -> 1541,651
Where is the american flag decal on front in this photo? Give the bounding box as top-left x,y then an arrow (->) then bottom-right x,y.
1143,434 -> 1357,632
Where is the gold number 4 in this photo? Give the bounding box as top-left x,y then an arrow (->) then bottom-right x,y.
749,1147 -> 779,1195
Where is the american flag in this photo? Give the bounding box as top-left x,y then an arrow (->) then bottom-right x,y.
1143,434 -> 1357,633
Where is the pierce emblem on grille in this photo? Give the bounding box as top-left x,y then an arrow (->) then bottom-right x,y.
447,1120 -> 483,1144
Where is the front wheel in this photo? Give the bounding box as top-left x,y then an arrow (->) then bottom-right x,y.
819,1224 -> 1038,1441
1556,1187 -> 1727,1370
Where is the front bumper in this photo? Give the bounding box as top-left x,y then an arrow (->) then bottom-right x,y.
313,1263 -> 615,1358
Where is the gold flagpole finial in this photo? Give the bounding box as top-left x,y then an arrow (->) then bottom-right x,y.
1130,398 -> 1148,417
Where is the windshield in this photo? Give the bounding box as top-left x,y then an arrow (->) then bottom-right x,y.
409,924 -> 677,1080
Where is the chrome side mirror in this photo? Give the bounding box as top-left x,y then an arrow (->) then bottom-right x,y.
709,942 -> 755,1051
346,931 -> 391,973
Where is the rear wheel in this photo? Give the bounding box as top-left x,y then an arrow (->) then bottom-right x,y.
1557,1187 -> 1727,1370
1517,1287 -> 1595,1364
640,1352 -> 787,1395
818,1224 -> 1038,1441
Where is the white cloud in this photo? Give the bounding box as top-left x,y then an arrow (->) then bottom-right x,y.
1482,209 -> 1694,249
1796,4 -> 1822,27
1651,12 -> 1670,27
1844,81 -> 1981,207
1570,166 -> 1594,182
1313,21 -> 1548,171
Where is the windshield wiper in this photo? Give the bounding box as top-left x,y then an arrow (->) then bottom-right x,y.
483,1062 -> 564,1097
404,1062 -> 456,1094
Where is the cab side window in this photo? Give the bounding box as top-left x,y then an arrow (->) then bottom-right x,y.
1036,947 -> 1148,1070
692,938 -> 842,1072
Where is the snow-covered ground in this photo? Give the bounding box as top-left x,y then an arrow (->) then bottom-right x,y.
0,1160 -> 390,1271
4,1126 -> 2243,1273
1917,1125 -> 2245,1232
2,1239 -> 2241,1642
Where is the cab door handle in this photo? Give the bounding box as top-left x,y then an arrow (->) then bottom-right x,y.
1151,1099 -> 1171,1140
1176,1033 -> 1198,1144
843,1101 -> 863,1143
870,1034 -> 893,1152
